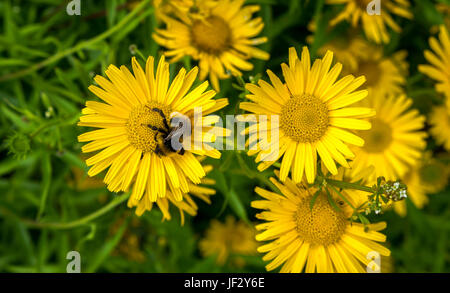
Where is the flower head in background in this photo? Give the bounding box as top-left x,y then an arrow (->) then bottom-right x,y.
151,0 -> 219,22
78,55 -> 228,220
309,25 -> 408,98
433,4 -> 450,34
327,0 -> 412,44
309,33 -> 370,74
419,25 -> 450,105
417,153 -> 449,195
350,94 -> 427,182
252,172 -> 390,273
153,0 -> 269,91
240,46 -> 374,184
199,216 -> 258,265
429,105 -> 450,151
345,44 -> 408,98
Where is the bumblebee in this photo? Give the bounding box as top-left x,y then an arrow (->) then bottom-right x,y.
145,106 -> 186,156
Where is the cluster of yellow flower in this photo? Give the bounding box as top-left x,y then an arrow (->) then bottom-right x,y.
77,0 -> 449,273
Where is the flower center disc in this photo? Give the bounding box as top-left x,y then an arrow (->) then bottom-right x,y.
191,16 -> 231,55
360,118 -> 393,153
281,94 -> 329,143
358,60 -> 381,86
126,102 -> 172,153
295,194 -> 347,246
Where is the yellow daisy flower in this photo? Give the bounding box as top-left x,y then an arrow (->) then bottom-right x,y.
199,216 -> 258,265
78,55 -> 228,219
327,0 -> 413,44
419,25 -> 450,103
153,0 -> 270,91
252,173 -> 390,273
429,105 -> 450,151
350,94 -> 427,182
240,46 -> 374,184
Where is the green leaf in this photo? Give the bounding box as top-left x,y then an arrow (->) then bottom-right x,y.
325,188 -> 342,213
228,188 -> 249,224
112,7 -> 154,44
358,214 -> 371,227
58,149 -> 87,171
1,105 -> 31,131
85,220 -> 128,273
309,188 -> 321,210
37,151 -> 52,220
106,0 -> 118,28
0,58 -> 31,67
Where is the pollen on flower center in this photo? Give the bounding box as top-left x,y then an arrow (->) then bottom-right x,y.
358,60 -> 381,86
280,94 -> 329,143
295,194 -> 347,246
126,102 -> 172,153
191,16 -> 232,54
360,118 -> 393,153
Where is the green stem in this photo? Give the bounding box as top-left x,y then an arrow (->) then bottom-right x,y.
235,152 -> 278,192
0,0 -> 151,83
325,178 -> 373,193
0,192 -> 129,230
327,184 -> 356,211
2,98 -> 40,121
29,119 -> 64,138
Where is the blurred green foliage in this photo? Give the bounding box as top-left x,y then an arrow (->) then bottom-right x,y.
0,0 -> 449,273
